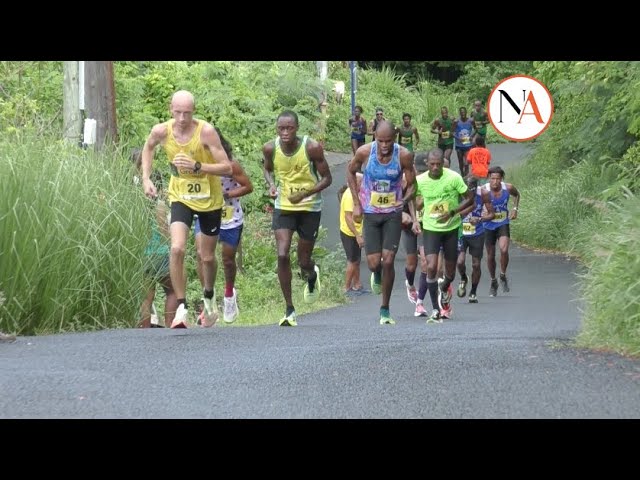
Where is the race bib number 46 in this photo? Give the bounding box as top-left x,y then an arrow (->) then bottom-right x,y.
370,192 -> 396,207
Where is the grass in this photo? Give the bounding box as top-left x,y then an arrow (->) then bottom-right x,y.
0,135 -> 151,335
574,191 -> 640,357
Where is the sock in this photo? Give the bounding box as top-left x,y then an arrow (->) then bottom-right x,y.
380,305 -> 390,317
418,272 -> 428,301
461,272 -> 468,283
471,283 -> 478,295
405,268 -> 416,286
373,266 -> 382,284
307,268 -> 318,292
427,278 -> 438,310
441,276 -> 453,291
203,289 -> 214,300
177,299 -> 187,309
286,305 -> 295,317
500,272 -> 507,279
225,284 -> 234,297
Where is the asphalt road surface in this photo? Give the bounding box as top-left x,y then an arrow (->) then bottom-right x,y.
1,144 -> 639,418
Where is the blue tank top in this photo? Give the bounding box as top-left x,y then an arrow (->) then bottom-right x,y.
461,186 -> 485,237
454,118 -> 474,149
360,142 -> 403,214
484,183 -> 510,230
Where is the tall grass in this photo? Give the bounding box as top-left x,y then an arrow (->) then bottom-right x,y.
574,190 -> 640,356
507,154 -> 618,255
0,135 -> 151,335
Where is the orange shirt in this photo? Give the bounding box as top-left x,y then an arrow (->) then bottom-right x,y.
467,146 -> 491,178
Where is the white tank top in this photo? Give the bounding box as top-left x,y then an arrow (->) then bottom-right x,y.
220,175 -> 244,230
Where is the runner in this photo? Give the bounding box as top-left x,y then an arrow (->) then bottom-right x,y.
262,110 -> 333,326
483,166 -> 521,296
346,120 -> 418,325
456,176 -> 495,303
414,148 -> 476,322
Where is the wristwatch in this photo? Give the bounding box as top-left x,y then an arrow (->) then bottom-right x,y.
193,161 -> 201,173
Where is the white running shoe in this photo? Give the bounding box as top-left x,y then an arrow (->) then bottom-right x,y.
223,288 -> 239,324
170,303 -> 189,329
405,280 -> 418,305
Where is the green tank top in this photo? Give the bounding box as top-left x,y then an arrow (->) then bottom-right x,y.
471,111 -> 488,135
438,117 -> 454,146
398,126 -> 414,152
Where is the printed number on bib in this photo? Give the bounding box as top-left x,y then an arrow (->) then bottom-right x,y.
287,185 -> 313,197
461,136 -> 471,145
441,131 -> 450,139
492,211 -> 507,222
429,201 -> 449,218
179,177 -> 211,201
462,222 -> 476,235
221,205 -> 234,224
370,192 -> 396,207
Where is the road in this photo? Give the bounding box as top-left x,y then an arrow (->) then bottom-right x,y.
1,144 -> 639,418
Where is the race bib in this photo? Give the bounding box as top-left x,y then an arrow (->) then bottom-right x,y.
462,222 -> 476,235
461,135 -> 471,145
492,211 -> 507,222
416,208 -> 424,222
401,136 -> 411,144
287,184 -> 309,196
441,131 -> 450,139
370,192 -> 396,207
221,205 -> 235,224
429,201 -> 449,218
474,121 -> 483,129
177,176 -> 211,201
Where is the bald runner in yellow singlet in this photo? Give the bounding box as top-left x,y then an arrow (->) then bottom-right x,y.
141,90 -> 232,330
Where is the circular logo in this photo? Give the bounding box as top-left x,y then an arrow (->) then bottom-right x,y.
487,74 -> 554,142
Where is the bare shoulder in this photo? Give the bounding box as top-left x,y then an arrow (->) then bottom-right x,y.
150,122 -> 168,141
355,142 -> 372,158
262,139 -> 276,156
199,121 -> 217,140
305,137 -> 325,159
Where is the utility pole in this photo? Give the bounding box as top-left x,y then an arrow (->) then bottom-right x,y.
316,61 -> 329,146
62,61 -> 82,144
350,61 -> 357,115
83,61 -> 118,150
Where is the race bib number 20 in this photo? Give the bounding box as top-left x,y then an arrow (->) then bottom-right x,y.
179,177 -> 211,201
